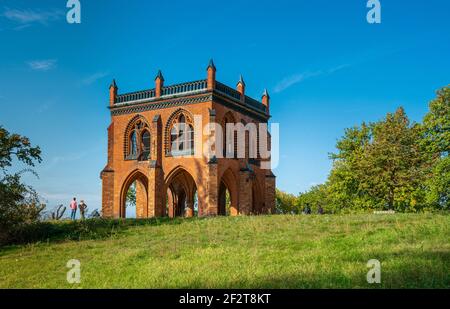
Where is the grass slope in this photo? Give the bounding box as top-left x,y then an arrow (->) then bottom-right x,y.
0,214 -> 449,288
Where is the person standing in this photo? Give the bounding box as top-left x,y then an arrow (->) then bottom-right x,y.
70,197 -> 77,220
318,205 -> 324,215
303,203 -> 311,215
79,200 -> 87,220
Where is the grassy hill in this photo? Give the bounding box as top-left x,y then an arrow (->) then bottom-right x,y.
0,213 -> 448,288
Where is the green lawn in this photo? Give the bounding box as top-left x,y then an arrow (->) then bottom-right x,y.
0,213 -> 449,288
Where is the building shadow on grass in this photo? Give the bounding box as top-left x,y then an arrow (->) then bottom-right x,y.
1,217 -> 205,248
216,249 -> 450,289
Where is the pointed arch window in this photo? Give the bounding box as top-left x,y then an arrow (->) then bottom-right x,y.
141,130 -> 151,161
125,117 -> 150,161
129,131 -> 138,159
168,113 -> 194,156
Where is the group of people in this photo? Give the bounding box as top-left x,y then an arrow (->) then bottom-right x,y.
69,197 -> 88,220
303,203 -> 324,215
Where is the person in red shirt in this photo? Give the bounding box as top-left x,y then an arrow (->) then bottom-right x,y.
70,197 -> 77,220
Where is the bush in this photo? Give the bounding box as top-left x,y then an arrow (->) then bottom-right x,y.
0,126 -> 43,246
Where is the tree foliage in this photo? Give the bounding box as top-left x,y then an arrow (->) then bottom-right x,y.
328,107 -> 429,211
0,126 -> 43,245
423,86 -> 450,209
275,189 -> 298,214
277,86 -> 450,213
126,182 -> 136,208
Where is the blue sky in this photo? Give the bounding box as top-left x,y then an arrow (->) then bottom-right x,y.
0,0 -> 449,211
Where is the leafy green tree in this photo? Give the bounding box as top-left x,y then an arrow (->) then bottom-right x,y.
328,108 -> 429,211
362,108 -> 427,210
126,182 -> 136,208
425,157 -> 450,209
296,184 -> 330,213
423,86 -> 450,157
423,86 -> 450,209
290,85 -> 449,213
328,123 -> 371,211
0,126 -> 43,244
275,189 -> 298,214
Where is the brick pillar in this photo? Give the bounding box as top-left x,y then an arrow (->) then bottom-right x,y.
148,115 -> 164,217
135,179 -> 148,218
265,173 -> 276,214
155,70 -> 164,98
204,108 -> 219,216
101,122 -> 115,218
205,160 -> 219,216
238,170 -> 252,215
236,75 -> 245,103
185,201 -> 194,217
109,79 -> 117,106
101,169 -> 114,218
262,89 -> 270,115
206,59 -> 216,90
167,191 -> 175,218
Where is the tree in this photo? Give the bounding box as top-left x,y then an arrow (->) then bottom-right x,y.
423,86 -> 450,157
361,108 -> 427,210
296,184 -> 330,213
126,182 -> 136,208
0,126 -> 43,244
275,189 -> 298,214
291,85 -> 449,213
328,123 -> 371,210
328,108 -> 429,211
423,86 -> 450,209
425,156 -> 450,209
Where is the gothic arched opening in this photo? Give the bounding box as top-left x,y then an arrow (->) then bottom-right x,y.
120,170 -> 148,218
165,167 -> 197,218
219,168 -> 238,216
218,182 -> 232,215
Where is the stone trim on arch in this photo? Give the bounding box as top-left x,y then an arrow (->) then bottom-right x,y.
164,165 -> 198,194
164,108 -> 195,156
123,114 -> 150,160
164,165 -> 198,218
119,168 -> 149,218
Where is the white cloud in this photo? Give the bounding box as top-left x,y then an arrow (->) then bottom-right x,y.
46,151 -> 89,168
27,59 -> 57,71
2,7 -> 64,26
82,72 -> 109,85
273,64 -> 350,93
37,99 -> 57,113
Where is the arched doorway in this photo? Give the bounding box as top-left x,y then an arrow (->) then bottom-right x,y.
219,168 -> 238,216
218,182 -> 231,215
120,170 -> 148,218
165,167 -> 197,218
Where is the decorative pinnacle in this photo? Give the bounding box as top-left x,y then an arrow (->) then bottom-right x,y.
262,88 -> 270,98
155,70 -> 164,81
207,58 -> 216,71
110,79 -> 117,89
237,74 -> 246,86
